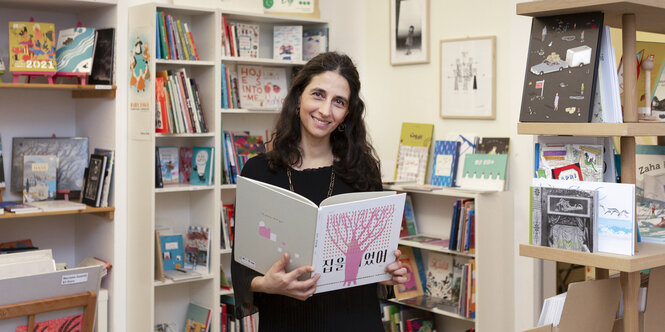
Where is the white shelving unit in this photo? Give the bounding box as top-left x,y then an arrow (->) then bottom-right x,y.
384,184 -> 513,332
0,1 -> 124,331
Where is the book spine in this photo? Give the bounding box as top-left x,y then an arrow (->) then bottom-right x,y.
101,154 -> 114,207
155,13 -> 161,59
180,70 -> 200,132
175,72 -> 194,133
221,64 -> 229,109
184,23 -> 200,60
191,79 -> 208,133
167,75 -> 186,133
176,20 -> 190,60
231,74 -> 241,109
160,12 -> 169,59
165,15 -> 176,59
221,16 -> 230,57
162,75 -> 178,133
171,17 -> 184,60
225,66 -> 234,109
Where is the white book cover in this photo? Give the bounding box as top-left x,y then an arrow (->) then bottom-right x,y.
237,23 -> 259,58
273,25 -> 302,61
234,176 -> 406,293
237,65 -> 287,109
532,178 -> 635,255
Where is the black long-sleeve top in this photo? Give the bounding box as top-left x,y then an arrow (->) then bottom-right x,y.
231,154 -> 385,331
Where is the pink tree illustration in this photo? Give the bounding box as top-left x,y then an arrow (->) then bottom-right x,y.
326,204 -> 395,286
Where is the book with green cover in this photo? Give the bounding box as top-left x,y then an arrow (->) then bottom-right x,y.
394,122 -> 434,184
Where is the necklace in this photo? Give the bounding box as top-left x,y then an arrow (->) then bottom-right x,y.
287,167 -> 335,198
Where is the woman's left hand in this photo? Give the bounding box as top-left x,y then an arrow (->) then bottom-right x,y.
380,249 -> 408,286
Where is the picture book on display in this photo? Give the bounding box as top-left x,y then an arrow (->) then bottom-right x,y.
22,155 -> 57,202
160,233 -> 184,271
8,21 -> 57,73
394,123 -> 434,184
184,225 -> 210,274
190,146 -> 214,186
534,136 -> 616,183
476,137 -> 509,154
445,134 -> 478,187
631,40 -> 665,121
303,27 -> 329,61
457,153 -> 508,191
425,251 -> 454,302
393,246 -> 424,300
184,302 -> 211,332
273,25 -> 302,61
635,145 -> 665,244
55,26 -> 95,74
237,65 -> 287,109
82,154 -> 107,207
519,12 -> 604,122
158,146 -> 179,185
234,176 -> 406,293
591,26 -> 622,123
430,140 -> 459,187
237,23 -> 259,58
179,147 -> 192,184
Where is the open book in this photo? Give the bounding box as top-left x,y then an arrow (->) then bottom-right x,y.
234,176 -> 406,293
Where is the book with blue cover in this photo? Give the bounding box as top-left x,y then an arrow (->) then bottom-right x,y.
190,146 -> 214,186
160,234 -> 184,271
56,27 -> 96,73
431,140 -> 460,187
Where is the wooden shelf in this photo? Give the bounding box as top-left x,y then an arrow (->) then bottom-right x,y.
388,297 -> 474,323
516,0 -> 665,34
0,83 -> 116,98
520,243 -> 665,272
0,206 -> 115,220
517,122 -> 665,136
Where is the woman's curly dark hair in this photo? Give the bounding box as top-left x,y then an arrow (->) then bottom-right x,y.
266,52 -> 381,191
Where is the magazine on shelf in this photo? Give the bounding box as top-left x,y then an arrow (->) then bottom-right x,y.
234,176 -> 406,293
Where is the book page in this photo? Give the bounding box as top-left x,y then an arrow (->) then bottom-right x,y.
320,191 -> 395,206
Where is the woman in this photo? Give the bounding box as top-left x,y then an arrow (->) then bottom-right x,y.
231,52 -> 407,331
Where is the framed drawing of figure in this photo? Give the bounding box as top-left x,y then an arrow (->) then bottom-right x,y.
390,0 -> 429,65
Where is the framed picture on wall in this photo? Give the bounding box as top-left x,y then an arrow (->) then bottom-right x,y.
440,36 -> 496,119
390,0 -> 429,65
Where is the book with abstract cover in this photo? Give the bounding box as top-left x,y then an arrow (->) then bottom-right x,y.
237,23 -> 259,58
519,12 -> 604,122
157,146 -> 179,185
237,65 -> 288,109
394,123 -> 434,184
22,155 -> 57,202
537,143 -> 604,182
190,146 -> 214,186
233,132 -> 265,173
273,25 -> 302,61
179,147 -> 192,184
55,27 -> 95,73
457,154 -> 508,191
476,137 -> 510,154
394,246 -> 424,300
234,176 -> 405,293
430,140 -> 460,187
425,251 -> 454,302
636,145 -> 665,244
184,225 -> 210,274
303,27 -> 329,61
8,21 -> 57,72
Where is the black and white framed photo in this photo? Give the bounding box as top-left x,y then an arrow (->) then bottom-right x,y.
390,0 -> 429,65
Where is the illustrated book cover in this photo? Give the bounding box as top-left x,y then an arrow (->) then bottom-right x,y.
89,28 -> 115,85
82,153 -> 107,207
157,146 -> 179,185
445,134 -> 478,188
394,123 -> 434,184
184,303 -> 211,332
55,26 -> 95,73
273,25 -> 303,61
519,12 -> 604,122
457,153 -> 508,191
160,234 -> 184,271
430,140 -> 460,187
184,225 -> 210,274
22,155 -> 57,202
303,27 -> 329,61
534,136 -> 615,183
8,21 -> 57,73
237,65 -> 287,109
234,176 -> 406,293
476,137 -> 510,154
237,23 -> 260,58
394,245 -> 424,300
635,145 -> 665,244
190,146 -> 214,186
179,147 -> 192,184
425,251 -> 455,302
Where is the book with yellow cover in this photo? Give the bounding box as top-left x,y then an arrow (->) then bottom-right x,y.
8,21 -> 57,72
394,123 -> 434,184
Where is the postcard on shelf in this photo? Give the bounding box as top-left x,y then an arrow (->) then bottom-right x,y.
190,146 -> 214,186
636,145 -> 665,244
157,146 -> 179,185
394,123 -> 434,184
273,25 -> 303,61
22,155 -> 57,202
519,12 -> 604,123
430,140 -> 459,187
237,65 -> 288,109
55,26 -> 95,74
394,246 -> 424,300
8,21 -> 57,73
234,176 -> 406,293
457,154 -> 508,191
179,147 -> 192,184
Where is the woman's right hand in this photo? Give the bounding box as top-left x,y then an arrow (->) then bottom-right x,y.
250,253 -> 320,301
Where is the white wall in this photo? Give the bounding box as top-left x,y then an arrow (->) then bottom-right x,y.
322,0 -> 539,330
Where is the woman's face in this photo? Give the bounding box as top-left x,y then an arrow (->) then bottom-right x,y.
298,71 -> 350,143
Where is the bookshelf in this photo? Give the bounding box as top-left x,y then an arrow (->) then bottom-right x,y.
127,3 -> 219,331
516,1 -> 665,331
383,185 -> 513,331
0,0 -> 122,331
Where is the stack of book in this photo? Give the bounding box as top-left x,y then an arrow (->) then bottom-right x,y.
155,11 -> 199,61
155,68 -> 208,134
220,63 -> 240,109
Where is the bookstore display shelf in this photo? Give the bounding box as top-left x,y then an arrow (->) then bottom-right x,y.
0,83 -> 116,99
221,56 -> 307,66
153,273 -> 215,287
520,243 -> 665,273
222,9 -> 327,24
517,122 -> 665,136
398,239 -> 475,259
155,59 -> 216,66
155,132 -> 216,138
388,298 -> 475,323
0,206 -> 115,220
516,0 -> 665,34
220,108 -> 281,114
154,185 -> 215,193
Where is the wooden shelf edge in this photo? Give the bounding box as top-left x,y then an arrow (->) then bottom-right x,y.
517,122 -> 665,136
0,206 -> 115,220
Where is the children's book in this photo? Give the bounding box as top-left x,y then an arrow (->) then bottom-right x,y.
179,147 -> 193,184
457,154 -> 508,191
55,26 -> 95,73
425,251 -> 454,301
273,25 -> 302,61
160,234 -> 184,271
190,146 -> 214,186
237,23 -> 259,58
184,303 -> 211,332
303,27 -> 329,61
394,246 -> 424,300
158,146 -> 179,185
519,12 -> 604,122
184,225 -> 210,274
446,134 -> 478,188
234,175 -> 406,293
394,123 -> 434,184
8,21 -> 57,73
430,140 -> 460,187
22,155 -> 57,202
535,136 -> 615,183
476,137 -> 510,154
237,65 -> 287,109
635,145 -> 665,244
